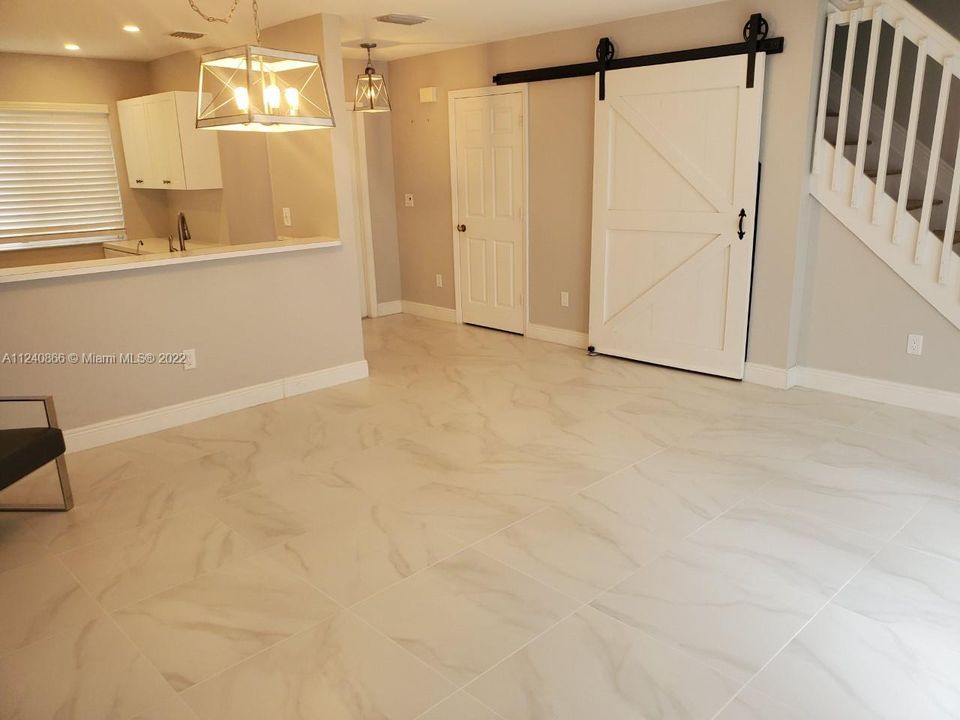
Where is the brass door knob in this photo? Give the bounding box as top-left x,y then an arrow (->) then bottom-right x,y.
457,224 -> 466,232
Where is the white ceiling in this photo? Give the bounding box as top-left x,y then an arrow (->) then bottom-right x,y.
0,0 -> 725,63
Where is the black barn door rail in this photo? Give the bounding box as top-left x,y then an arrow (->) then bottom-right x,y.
492,13 -> 783,98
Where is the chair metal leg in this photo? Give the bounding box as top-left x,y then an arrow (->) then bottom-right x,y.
0,455 -> 74,512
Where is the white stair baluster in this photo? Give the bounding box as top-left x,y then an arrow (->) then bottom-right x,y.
938,124 -> 960,284
853,8 -> 883,208
814,14 -> 839,175
833,9 -> 861,192
894,37 -> 928,244
873,20 -> 905,225
915,56 -> 954,264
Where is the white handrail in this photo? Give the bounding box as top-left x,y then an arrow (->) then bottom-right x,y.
814,0 -> 960,329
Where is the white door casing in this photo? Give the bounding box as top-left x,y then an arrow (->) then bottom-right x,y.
451,88 -> 526,334
588,54 -> 765,379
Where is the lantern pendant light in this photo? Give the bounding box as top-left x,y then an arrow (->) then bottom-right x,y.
354,43 -> 391,113
192,0 -> 335,132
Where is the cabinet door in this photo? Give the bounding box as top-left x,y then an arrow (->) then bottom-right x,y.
116,100 -> 150,189
145,95 -> 186,189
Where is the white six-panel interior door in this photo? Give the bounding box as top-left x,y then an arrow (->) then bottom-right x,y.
451,89 -> 525,334
588,54 -> 765,379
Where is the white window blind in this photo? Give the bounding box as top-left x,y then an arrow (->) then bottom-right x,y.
0,104 -> 126,248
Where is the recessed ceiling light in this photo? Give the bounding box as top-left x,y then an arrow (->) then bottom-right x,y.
64,43 -> 80,51
123,25 -> 140,33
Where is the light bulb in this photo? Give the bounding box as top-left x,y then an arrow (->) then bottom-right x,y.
234,86 -> 249,112
264,84 -> 281,111
284,87 -> 300,114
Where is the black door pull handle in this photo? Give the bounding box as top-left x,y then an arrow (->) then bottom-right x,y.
738,209 -> 747,240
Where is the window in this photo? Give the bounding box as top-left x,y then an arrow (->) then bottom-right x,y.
0,103 -> 125,250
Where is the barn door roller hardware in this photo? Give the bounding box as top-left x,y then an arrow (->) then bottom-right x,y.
492,13 -> 782,99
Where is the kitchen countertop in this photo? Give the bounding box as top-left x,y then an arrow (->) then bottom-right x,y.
0,236 -> 343,284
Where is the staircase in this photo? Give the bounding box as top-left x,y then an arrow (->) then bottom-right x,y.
812,0 -> 960,328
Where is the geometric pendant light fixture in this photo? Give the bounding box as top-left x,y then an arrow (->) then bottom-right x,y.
353,43 -> 391,113
191,0 -> 335,131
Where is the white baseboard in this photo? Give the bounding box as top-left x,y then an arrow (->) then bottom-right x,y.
64,360 -> 369,452
795,366 -> 960,418
744,362 -> 798,390
745,362 -> 960,418
377,300 -> 402,316
401,301 -> 457,322
526,323 -> 589,349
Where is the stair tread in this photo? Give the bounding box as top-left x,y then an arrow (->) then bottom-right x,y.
866,168 -> 903,178
906,198 -> 945,212
829,136 -> 873,147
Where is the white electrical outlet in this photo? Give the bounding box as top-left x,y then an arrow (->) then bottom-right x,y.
183,348 -> 197,370
907,334 -> 924,356
282,207 -> 292,226
404,193 -> 415,207
560,291 -> 569,308
435,273 -> 443,288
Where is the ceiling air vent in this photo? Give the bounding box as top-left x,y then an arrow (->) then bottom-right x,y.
169,30 -> 205,40
376,14 -> 429,26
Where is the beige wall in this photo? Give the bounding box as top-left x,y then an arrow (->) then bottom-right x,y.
799,205 -> 960,392
147,31 -> 343,246
387,0 -> 828,368
0,14 -> 366,432
0,20 -> 345,251
343,58 -> 403,304
0,52 -> 168,243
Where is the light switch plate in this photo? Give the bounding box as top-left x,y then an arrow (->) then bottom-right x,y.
560,291 -> 569,307
404,193 -> 415,207
282,207 -> 292,226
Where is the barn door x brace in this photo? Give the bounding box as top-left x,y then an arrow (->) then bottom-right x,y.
492,13 -> 784,99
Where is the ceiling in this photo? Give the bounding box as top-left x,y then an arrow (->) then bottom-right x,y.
0,0 -> 725,63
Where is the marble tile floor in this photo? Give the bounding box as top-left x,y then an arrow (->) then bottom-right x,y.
2,313 -> 960,719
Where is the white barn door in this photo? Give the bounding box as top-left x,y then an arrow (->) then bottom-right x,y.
588,54 -> 765,379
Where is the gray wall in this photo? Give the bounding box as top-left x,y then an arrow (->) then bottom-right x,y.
798,205 -> 960,392
0,249 -> 365,429
387,0 -> 829,371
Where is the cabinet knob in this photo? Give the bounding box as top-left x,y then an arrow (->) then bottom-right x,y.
163,179 -> 172,185
135,178 -> 144,184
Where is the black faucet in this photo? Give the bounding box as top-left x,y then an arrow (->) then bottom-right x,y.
177,212 -> 191,251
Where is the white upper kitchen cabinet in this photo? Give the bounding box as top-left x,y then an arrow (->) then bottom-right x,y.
117,91 -> 222,190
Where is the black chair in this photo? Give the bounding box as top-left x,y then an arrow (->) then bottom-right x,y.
0,396 -> 73,511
